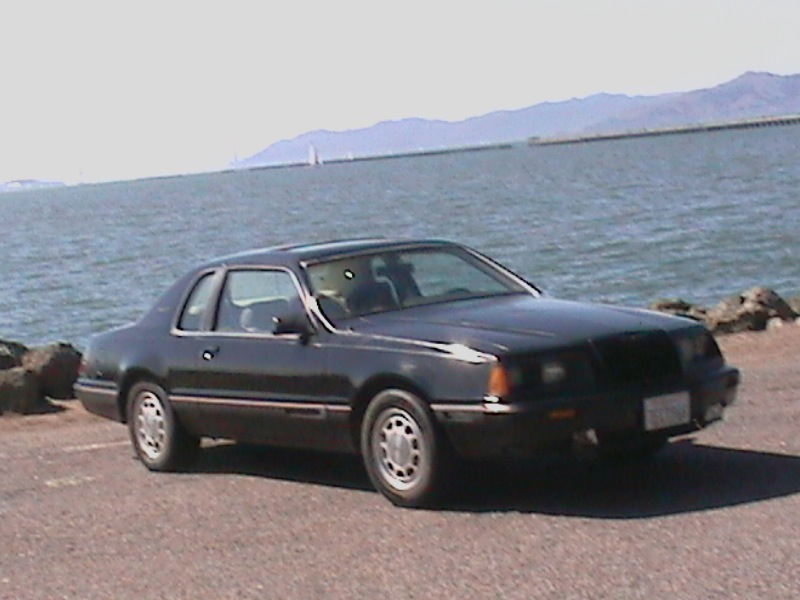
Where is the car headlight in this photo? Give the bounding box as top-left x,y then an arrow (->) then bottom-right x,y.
540,349 -> 594,388
492,351 -> 594,397
676,329 -> 720,364
541,360 -> 568,385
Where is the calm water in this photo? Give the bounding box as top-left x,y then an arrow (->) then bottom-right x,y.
2,125 -> 799,348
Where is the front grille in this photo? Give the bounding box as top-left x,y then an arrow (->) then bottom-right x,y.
593,331 -> 682,387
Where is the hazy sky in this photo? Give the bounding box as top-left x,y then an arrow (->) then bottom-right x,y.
2,0 -> 799,183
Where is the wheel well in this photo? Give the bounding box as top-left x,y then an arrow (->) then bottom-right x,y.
117,369 -> 161,423
349,375 -> 429,451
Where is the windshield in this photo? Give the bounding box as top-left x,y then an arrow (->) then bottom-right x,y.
305,246 -> 530,322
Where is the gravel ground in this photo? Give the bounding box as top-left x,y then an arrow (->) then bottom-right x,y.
1,327 -> 799,599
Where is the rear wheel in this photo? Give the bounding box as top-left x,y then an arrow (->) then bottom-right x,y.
127,381 -> 199,471
361,389 -> 452,507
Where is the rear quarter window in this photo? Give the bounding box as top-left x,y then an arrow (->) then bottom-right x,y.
177,272 -> 217,331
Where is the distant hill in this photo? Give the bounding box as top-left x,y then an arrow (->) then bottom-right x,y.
233,72 -> 800,168
0,179 -> 65,193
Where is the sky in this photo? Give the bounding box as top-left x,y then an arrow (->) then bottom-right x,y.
2,0 -> 800,184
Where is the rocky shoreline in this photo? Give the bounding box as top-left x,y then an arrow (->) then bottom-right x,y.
650,286 -> 800,335
0,341 -> 82,416
1,286 -> 798,416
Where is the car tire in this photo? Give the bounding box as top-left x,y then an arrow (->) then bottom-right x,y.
361,389 -> 452,508
126,381 -> 199,471
596,430 -> 668,462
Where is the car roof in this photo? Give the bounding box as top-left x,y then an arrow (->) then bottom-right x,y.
202,238 -> 458,268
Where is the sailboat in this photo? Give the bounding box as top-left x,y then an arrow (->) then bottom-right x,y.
308,144 -> 323,166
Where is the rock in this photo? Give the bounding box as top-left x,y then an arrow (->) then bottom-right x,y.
21,343 -> 82,400
743,287 -> 798,320
767,317 -> 786,331
705,295 -> 767,334
0,348 -> 17,370
706,287 -> 798,334
650,298 -> 708,322
790,296 -> 800,316
0,367 -> 46,415
0,339 -> 28,370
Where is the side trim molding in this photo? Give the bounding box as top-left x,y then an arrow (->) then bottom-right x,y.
430,402 -> 519,415
170,394 -> 352,416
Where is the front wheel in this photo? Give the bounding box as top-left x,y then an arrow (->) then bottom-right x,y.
361,389 -> 452,507
127,381 -> 199,471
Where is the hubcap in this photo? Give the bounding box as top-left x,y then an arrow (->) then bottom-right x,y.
372,407 -> 427,491
135,391 -> 167,460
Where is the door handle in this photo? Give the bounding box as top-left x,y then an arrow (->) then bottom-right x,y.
201,346 -> 219,361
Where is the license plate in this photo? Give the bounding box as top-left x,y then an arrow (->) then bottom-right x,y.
644,392 -> 690,431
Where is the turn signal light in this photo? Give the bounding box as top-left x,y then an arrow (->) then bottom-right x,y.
488,364 -> 511,398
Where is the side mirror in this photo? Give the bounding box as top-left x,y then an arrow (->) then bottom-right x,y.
272,310 -> 315,340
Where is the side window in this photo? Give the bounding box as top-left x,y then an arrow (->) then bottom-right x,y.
177,272 -> 217,331
216,269 -> 301,333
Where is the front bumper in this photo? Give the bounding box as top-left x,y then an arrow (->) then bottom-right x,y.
432,365 -> 740,458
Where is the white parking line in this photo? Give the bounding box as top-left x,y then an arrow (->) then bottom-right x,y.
44,475 -> 97,488
62,440 -> 128,453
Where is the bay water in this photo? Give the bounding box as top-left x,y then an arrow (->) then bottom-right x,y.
2,125 -> 799,348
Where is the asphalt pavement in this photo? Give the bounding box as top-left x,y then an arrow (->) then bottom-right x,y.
1,329 -> 799,599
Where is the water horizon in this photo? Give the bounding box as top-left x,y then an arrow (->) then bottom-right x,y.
2,124 -> 798,348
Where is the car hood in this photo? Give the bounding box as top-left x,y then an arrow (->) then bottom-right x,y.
348,294 -> 692,355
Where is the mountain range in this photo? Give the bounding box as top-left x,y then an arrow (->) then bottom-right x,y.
233,71 -> 800,168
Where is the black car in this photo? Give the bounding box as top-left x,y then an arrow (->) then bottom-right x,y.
77,239 -> 739,507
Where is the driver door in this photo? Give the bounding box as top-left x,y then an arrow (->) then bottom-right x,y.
186,267 -> 344,449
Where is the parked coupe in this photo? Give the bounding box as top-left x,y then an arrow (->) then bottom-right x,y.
77,239 -> 739,506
